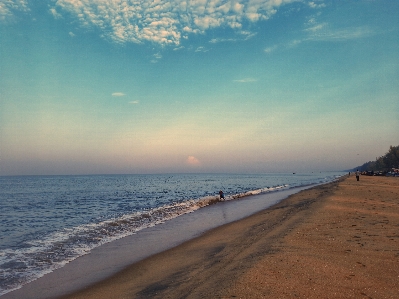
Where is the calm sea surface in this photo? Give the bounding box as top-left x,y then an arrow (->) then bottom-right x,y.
0,172 -> 343,296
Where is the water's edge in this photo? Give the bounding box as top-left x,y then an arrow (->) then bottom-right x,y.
1,182 -> 330,299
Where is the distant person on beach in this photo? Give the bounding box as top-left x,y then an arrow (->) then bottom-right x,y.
219,190 -> 225,200
356,170 -> 360,181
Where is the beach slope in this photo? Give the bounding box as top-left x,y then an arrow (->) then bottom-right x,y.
59,176 -> 399,299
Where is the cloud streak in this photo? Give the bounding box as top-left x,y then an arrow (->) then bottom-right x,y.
265,20 -> 375,55
307,26 -> 374,41
303,12 -> 374,42
112,92 -> 125,97
233,78 -> 257,83
264,45 -> 278,53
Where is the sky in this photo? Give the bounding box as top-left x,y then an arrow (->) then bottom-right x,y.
0,0 -> 398,176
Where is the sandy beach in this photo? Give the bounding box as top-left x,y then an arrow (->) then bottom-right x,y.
52,175 -> 398,299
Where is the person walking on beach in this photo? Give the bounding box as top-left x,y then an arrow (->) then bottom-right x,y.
356,170 -> 360,181
219,190 -> 225,200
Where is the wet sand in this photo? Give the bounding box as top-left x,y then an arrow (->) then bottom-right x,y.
57,175 -> 398,298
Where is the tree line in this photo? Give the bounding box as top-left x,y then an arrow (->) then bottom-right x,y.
353,145 -> 399,172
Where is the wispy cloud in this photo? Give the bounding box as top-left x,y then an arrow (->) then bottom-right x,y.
240,30 -> 258,40
308,1 -> 326,9
209,38 -> 237,44
264,45 -> 278,53
186,155 -> 201,166
173,46 -> 185,51
267,19 -> 375,54
49,7 -> 62,19
303,13 -> 374,42
112,92 -> 125,97
308,26 -> 374,41
288,39 -> 303,47
305,22 -> 327,32
51,0 -> 303,45
209,30 -> 256,44
233,78 -> 258,83
272,25 -> 374,53
129,100 -> 139,104
195,46 -> 209,53
150,52 -> 163,63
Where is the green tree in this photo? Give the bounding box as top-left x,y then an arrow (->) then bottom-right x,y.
383,145 -> 399,169
354,145 -> 399,172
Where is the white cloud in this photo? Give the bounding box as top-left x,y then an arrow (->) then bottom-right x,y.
233,78 -> 258,83
308,26 -> 374,41
49,8 -> 62,19
269,22 -> 372,54
209,30 -> 256,43
150,52 -> 162,63
186,155 -> 201,166
302,19 -> 374,42
264,45 -> 278,53
302,11 -> 373,43
209,37 -> 237,43
240,30 -> 257,40
52,0 -> 303,45
288,39 -> 302,47
308,1 -> 326,9
129,100 -> 139,104
173,45 -> 185,51
305,22 -> 326,32
112,92 -> 125,97
0,0 -> 29,22
2,0 -> 335,47
195,46 -> 209,52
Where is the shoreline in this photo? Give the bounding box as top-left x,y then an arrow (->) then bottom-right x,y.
58,175 -> 398,299
5,175 -> 398,298
1,180 -> 326,299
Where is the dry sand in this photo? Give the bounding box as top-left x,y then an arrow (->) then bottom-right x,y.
59,175 -> 399,299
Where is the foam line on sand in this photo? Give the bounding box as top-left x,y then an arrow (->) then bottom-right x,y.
59,176 -> 398,299
7,175 -> 399,299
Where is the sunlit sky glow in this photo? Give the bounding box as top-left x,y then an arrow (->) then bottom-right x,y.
1,0 -> 398,175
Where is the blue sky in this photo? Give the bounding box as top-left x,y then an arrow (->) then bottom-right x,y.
1,0 -> 398,175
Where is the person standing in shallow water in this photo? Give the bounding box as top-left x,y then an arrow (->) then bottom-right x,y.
219,190 -> 225,200
356,170 -> 360,181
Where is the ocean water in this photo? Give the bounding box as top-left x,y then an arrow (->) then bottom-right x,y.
0,172 -> 343,296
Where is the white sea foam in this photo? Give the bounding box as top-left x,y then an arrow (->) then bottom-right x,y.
0,173 -> 344,296
0,185 -> 285,296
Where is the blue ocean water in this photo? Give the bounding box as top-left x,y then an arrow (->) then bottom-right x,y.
0,172 -> 343,296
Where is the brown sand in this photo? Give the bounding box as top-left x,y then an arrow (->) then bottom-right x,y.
59,176 -> 399,299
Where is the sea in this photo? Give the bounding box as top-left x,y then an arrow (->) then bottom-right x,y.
0,172 -> 343,296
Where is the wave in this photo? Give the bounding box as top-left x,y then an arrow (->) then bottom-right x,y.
0,178 -> 333,296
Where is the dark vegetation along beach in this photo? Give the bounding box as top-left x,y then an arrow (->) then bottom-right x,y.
353,145 -> 399,177
1,2 -> 398,298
